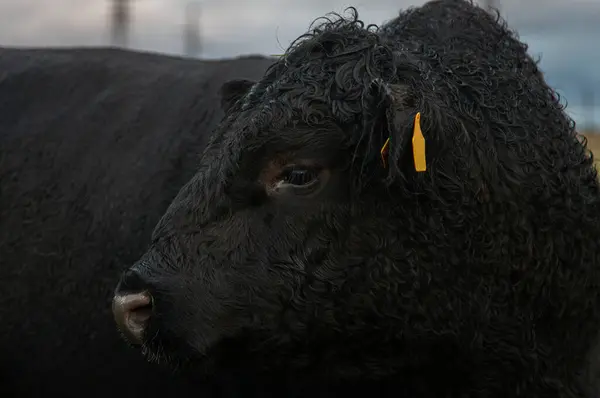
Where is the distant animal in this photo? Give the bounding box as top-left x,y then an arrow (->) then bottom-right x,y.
0,47 -> 274,398
110,0 -> 600,397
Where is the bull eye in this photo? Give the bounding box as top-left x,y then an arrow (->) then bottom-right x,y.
282,167 -> 319,187
271,165 -> 326,197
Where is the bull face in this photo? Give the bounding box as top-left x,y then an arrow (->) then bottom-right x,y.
111,1 -> 600,394
111,15 -> 420,381
111,85 -> 389,376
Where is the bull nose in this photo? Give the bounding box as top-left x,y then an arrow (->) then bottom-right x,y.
112,292 -> 153,345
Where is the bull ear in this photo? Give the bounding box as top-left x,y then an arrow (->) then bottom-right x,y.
219,79 -> 256,113
371,80 -> 419,174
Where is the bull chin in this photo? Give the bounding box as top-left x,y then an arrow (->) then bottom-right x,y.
138,326 -> 247,376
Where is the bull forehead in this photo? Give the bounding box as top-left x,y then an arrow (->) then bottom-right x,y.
239,69 -> 376,133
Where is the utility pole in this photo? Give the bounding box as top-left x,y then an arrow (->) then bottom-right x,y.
184,2 -> 202,58
111,0 -> 131,48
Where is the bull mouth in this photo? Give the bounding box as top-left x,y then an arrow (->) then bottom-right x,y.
138,328 -> 195,366
139,326 -> 269,379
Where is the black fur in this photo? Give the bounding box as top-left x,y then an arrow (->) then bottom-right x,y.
114,0 -> 600,396
0,47 -> 273,397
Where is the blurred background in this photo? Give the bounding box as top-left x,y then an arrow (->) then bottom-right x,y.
0,0 -> 598,135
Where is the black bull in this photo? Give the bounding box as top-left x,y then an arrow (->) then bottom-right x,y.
0,47 -> 274,397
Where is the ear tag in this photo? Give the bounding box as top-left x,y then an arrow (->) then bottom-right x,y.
380,137 -> 390,168
412,112 -> 426,172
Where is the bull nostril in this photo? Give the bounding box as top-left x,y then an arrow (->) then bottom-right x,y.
112,292 -> 153,345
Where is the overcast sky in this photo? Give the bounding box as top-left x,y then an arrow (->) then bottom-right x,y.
1,0 -> 598,128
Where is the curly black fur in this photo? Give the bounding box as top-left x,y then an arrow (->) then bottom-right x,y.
115,1 -> 600,397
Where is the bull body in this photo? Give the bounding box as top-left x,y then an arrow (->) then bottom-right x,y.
0,47 -> 273,397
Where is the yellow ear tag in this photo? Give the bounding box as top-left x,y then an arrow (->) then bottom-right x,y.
412,112 -> 426,172
380,137 -> 390,168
